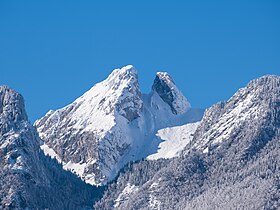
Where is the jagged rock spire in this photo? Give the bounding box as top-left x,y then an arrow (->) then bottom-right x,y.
152,72 -> 191,114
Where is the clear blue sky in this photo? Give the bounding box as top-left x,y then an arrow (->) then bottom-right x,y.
1,0 -> 280,122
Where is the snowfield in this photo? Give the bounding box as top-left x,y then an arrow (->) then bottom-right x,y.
147,122 -> 200,160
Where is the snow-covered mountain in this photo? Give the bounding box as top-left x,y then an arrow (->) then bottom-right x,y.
0,86 -> 100,209
186,75 -> 280,155
35,65 -> 203,186
2,70 -> 280,209
95,75 -> 280,210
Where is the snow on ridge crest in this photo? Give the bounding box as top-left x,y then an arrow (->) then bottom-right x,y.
35,64 -> 199,186
156,72 -> 175,84
66,65 -> 142,128
108,64 -> 138,81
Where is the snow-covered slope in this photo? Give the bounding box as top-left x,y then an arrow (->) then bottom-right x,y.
114,183 -> 139,208
187,75 -> 280,155
35,65 -> 203,186
147,122 -> 200,160
35,65 -> 144,185
96,75 -> 280,210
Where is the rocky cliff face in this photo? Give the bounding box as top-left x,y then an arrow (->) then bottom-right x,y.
152,72 -> 190,115
2,71 -> 279,209
35,65 -> 202,186
0,86 -> 100,209
0,85 -> 28,135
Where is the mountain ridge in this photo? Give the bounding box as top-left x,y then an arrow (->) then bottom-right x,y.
1,72 -> 279,209
95,74 -> 280,209
35,65 -> 203,186
0,85 -> 101,209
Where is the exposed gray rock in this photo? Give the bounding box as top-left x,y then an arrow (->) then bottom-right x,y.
95,75 -> 280,210
0,86 -> 101,210
34,65 -> 145,186
152,72 -> 190,114
35,66 -> 198,186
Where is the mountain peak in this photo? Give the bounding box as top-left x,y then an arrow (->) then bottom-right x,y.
119,64 -> 136,73
0,86 -> 99,209
247,74 -> 280,89
189,74 -> 280,155
152,72 -> 191,115
35,65 -> 144,185
100,65 -> 142,121
156,72 -> 175,84
34,65 -> 199,186
0,85 -> 28,133
108,65 -> 138,81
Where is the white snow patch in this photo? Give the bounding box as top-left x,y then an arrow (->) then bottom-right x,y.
40,143 -> 98,185
0,132 -> 20,149
114,183 -> 139,208
203,147 -> 209,153
147,122 -> 200,160
63,161 -> 87,178
40,144 -> 62,163
11,156 -> 24,170
148,181 -> 161,209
